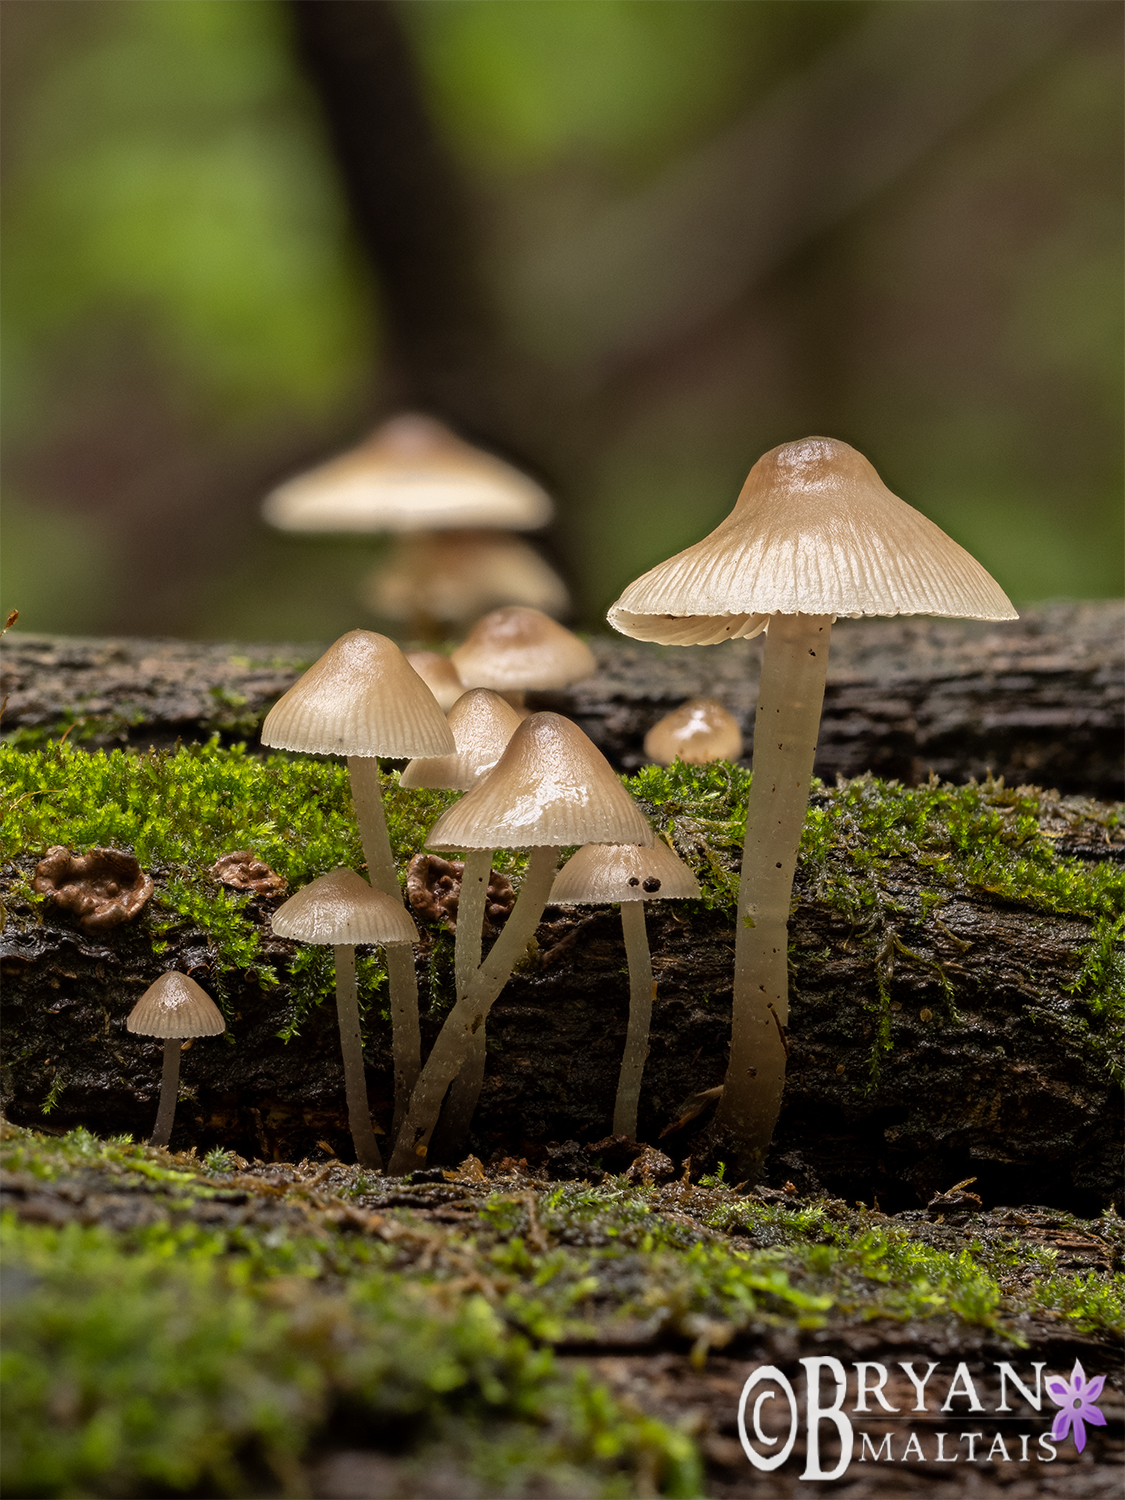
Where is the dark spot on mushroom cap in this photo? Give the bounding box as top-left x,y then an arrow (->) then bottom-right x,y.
642,876 -> 661,893
406,853 -> 514,933
210,850 -> 287,897
33,846 -> 154,932
627,877 -> 640,887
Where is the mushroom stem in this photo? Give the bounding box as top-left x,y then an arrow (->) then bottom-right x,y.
388,845 -> 560,1172
150,1038 -> 182,1149
333,943 -> 383,1170
432,848 -> 496,1156
348,755 -> 421,1131
716,613 -> 832,1174
613,901 -> 655,1139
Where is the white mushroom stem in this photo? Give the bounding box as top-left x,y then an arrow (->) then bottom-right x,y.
149,1038 -> 182,1149
716,613 -> 832,1173
389,845 -> 560,1172
333,943 -> 383,1170
612,901 -> 656,1139
434,848 -> 496,1153
348,755 -> 421,1132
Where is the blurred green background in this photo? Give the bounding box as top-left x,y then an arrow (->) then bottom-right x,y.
2,0 -> 1121,641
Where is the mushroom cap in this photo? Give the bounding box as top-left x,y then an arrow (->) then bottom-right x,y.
261,630 -> 455,758
262,414 -> 553,534
608,437 -> 1017,645
271,867 -> 419,946
366,532 -> 570,625
127,972 -> 225,1039
400,688 -> 523,790
426,711 -> 653,851
451,606 -> 596,692
550,839 -> 700,904
404,650 -> 464,712
644,698 -> 744,766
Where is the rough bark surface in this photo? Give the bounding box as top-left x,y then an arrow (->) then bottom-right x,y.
2,601 -> 1121,797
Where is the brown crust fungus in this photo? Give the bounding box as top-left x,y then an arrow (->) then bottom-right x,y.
33,846 -> 154,933
209,851 -> 287,898
405,853 -> 515,932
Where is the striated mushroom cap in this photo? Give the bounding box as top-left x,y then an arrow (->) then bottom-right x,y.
127,972 -> 225,1039
644,698 -> 743,765
404,651 -> 464,712
451,606 -> 596,692
33,846 -> 154,933
271,867 -> 419,946
400,689 -> 523,791
262,414 -> 553,534
261,630 -> 455,759
608,437 -> 1017,646
426,712 -> 652,851
550,839 -> 700,904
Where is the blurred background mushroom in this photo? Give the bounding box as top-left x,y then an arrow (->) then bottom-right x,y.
0,1 -> 1118,641
644,697 -> 744,766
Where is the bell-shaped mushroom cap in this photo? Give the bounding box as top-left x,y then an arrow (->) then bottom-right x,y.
427,712 -> 653,851
262,414 -> 553,534
550,839 -> 700,904
405,651 -> 464,712
644,698 -> 743,766
367,532 -> 570,625
608,437 -> 1017,645
127,972 -> 225,1039
271,868 -> 419,946
261,630 -> 455,759
451,607 -> 596,692
400,689 -> 522,790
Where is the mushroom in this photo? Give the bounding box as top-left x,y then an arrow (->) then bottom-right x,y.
607,436 -> 1017,1175
260,630 -> 454,1130
404,651 -> 465,712
549,840 -> 699,1139
369,531 -> 570,630
272,867 -> 419,1170
644,698 -> 743,766
451,606 -> 596,713
387,712 -> 653,1172
33,846 -> 154,932
126,972 -> 225,1149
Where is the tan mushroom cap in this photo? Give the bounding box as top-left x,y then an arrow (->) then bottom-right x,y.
644,698 -> 743,765
400,689 -> 523,791
262,414 -> 553,534
368,533 -> 570,625
405,651 -> 464,712
550,839 -> 700,904
427,712 -> 653,851
271,868 -> 419,946
127,972 -> 225,1039
608,437 -> 1017,646
451,607 -> 596,692
261,630 -> 455,759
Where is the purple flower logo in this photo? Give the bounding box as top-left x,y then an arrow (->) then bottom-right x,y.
1046,1361 -> 1106,1453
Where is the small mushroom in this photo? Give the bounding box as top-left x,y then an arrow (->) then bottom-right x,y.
127,972 -> 225,1148
451,606 -> 595,712
644,698 -> 743,765
33,846 -> 154,932
209,851 -> 287,897
404,651 -> 465,712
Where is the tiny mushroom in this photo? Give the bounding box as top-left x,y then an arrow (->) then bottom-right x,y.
126,972 -> 225,1149
388,711 -> 653,1172
404,651 -> 465,712
644,698 -> 743,766
550,840 -> 699,1140
260,630 -> 454,1131
608,436 -> 1017,1175
33,846 -> 154,933
272,867 -> 419,1170
451,606 -> 596,712
370,531 -> 569,630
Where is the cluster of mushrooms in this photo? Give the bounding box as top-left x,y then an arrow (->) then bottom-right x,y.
133,436 -> 1015,1177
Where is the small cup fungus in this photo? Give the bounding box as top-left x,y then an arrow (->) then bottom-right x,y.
33,846 -> 154,933
126,972 -> 225,1148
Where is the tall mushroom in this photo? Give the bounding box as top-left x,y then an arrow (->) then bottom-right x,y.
451,606 -> 596,713
126,972 -> 225,1149
608,436 -> 1017,1175
549,840 -> 699,1140
260,630 -> 454,1130
272,867 -> 418,1170
388,712 -> 653,1172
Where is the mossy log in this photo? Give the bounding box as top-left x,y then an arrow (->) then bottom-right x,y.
3,600 -> 1122,796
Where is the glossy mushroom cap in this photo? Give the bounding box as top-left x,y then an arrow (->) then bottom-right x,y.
451,607 -> 596,692
261,630 -> 455,759
400,689 -> 523,790
644,698 -> 743,765
271,868 -> 419,946
368,533 -> 570,625
608,437 -> 1018,645
127,972 -> 225,1039
262,414 -> 553,534
550,839 -> 700,904
405,651 -> 465,712
426,711 -> 653,851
